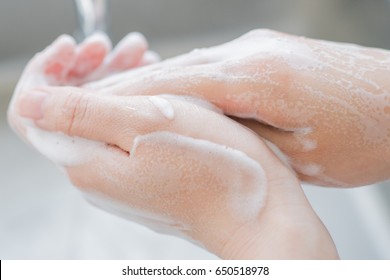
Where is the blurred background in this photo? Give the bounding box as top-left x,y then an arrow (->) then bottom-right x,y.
1,0 -> 390,259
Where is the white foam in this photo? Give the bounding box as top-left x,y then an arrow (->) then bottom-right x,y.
295,127 -> 314,135
26,124 -> 103,166
131,131 -> 267,221
148,96 -> 175,120
293,128 -> 317,152
300,138 -> 317,152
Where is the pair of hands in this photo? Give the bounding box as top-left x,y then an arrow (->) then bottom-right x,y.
9,29 -> 390,259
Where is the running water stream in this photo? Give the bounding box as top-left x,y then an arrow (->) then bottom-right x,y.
74,0 -> 109,39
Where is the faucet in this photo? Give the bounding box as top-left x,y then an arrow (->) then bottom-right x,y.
74,0 -> 109,40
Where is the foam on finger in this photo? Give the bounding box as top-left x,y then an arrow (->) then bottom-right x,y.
68,32 -> 112,81
42,35 -> 77,84
25,126 -> 105,166
9,35 -> 77,138
106,32 -> 148,71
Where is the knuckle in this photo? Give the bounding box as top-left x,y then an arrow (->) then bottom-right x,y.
59,92 -> 90,135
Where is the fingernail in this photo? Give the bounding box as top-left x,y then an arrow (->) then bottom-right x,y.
18,91 -> 48,120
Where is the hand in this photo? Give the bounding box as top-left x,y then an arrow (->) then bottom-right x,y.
87,29 -> 390,187
14,85 -> 338,259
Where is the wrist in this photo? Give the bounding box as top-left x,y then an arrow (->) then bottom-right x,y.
217,211 -> 339,259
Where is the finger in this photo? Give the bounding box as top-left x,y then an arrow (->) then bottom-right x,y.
67,33 -> 112,80
81,32 -> 151,87
160,47 -> 217,66
83,46 -> 216,90
41,36 -> 77,84
96,58 -> 302,129
16,35 -> 77,93
17,86 -> 297,190
106,32 -> 148,72
17,87 -> 270,163
137,50 -> 161,67
8,35 -> 77,135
